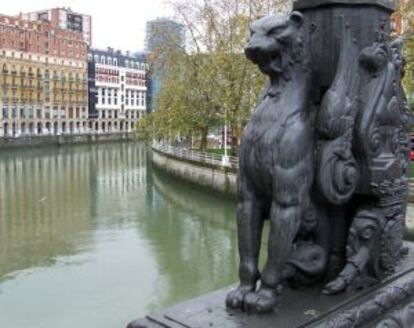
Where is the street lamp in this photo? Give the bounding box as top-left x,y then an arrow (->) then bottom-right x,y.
222,115 -> 230,167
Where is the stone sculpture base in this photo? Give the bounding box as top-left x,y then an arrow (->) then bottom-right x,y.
128,242 -> 414,328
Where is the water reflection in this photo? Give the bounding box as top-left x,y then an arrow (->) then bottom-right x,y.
0,142 -> 238,328
0,146 -> 94,278
0,144 -> 148,280
144,168 -> 238,309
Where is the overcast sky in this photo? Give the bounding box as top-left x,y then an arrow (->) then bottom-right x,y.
1,0 -> 173,52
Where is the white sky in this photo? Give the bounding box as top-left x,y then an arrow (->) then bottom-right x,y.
1,0 -> 173,52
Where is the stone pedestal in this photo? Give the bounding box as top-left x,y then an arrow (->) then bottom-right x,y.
128,243 -> 414,328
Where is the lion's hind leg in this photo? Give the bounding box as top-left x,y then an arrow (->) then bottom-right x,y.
226,176 -> 266,310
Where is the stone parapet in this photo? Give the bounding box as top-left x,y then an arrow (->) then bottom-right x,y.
128,243 -> 414,328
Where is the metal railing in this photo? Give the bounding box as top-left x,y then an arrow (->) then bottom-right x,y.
152,142 -> 239,169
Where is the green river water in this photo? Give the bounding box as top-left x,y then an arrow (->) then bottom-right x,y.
0,142 -> 238,328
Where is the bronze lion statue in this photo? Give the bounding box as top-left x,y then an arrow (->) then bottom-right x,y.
226,11 -> 410,314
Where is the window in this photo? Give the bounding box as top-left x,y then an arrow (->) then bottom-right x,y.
113,58 -> 118,66
45,105 -> 50,119
3,105 -> 8,119
101,56 -> 105,65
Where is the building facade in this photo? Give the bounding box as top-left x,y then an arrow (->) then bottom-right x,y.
145,18 -> 185,53
0,14 -> 87,59
0,14 -> 88,138
88,48 -> 147,133
21,7 -> 92,46
145,18 -> 185,112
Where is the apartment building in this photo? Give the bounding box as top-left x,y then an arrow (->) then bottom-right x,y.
0,14 -> 88,137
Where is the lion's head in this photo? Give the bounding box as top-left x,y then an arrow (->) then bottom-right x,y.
245,12 -> 304,78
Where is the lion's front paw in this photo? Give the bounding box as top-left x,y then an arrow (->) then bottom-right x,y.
321,276 -> 346,295
225,284 -> 255,309
243,287 -> 279,313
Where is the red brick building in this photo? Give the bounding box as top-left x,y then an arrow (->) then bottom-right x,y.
21,8 -> 92,46
0,14 -> 87,60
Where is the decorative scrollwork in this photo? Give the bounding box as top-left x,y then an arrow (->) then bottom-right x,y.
317,134 -> 359,205
367,125 -> 382,157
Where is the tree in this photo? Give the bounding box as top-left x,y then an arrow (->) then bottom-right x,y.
404,37 -> 414,109
393,0 -> 414,109
140,0 -> 292,152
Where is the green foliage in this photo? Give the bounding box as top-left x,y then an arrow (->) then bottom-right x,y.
404,35 -> 414,108
143,0 -> 292,150
207,148 -> 227,155
394,1 -> 414,108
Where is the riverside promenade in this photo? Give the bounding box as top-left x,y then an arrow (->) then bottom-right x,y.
151,143 -> 238,196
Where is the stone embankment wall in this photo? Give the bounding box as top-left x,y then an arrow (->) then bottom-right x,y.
152,147 -> 414,203
151,147 -> 237,196
0,133 -> 139,149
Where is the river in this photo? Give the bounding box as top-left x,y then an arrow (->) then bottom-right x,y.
1,142 -> 414,328
0,142 -> 238,328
